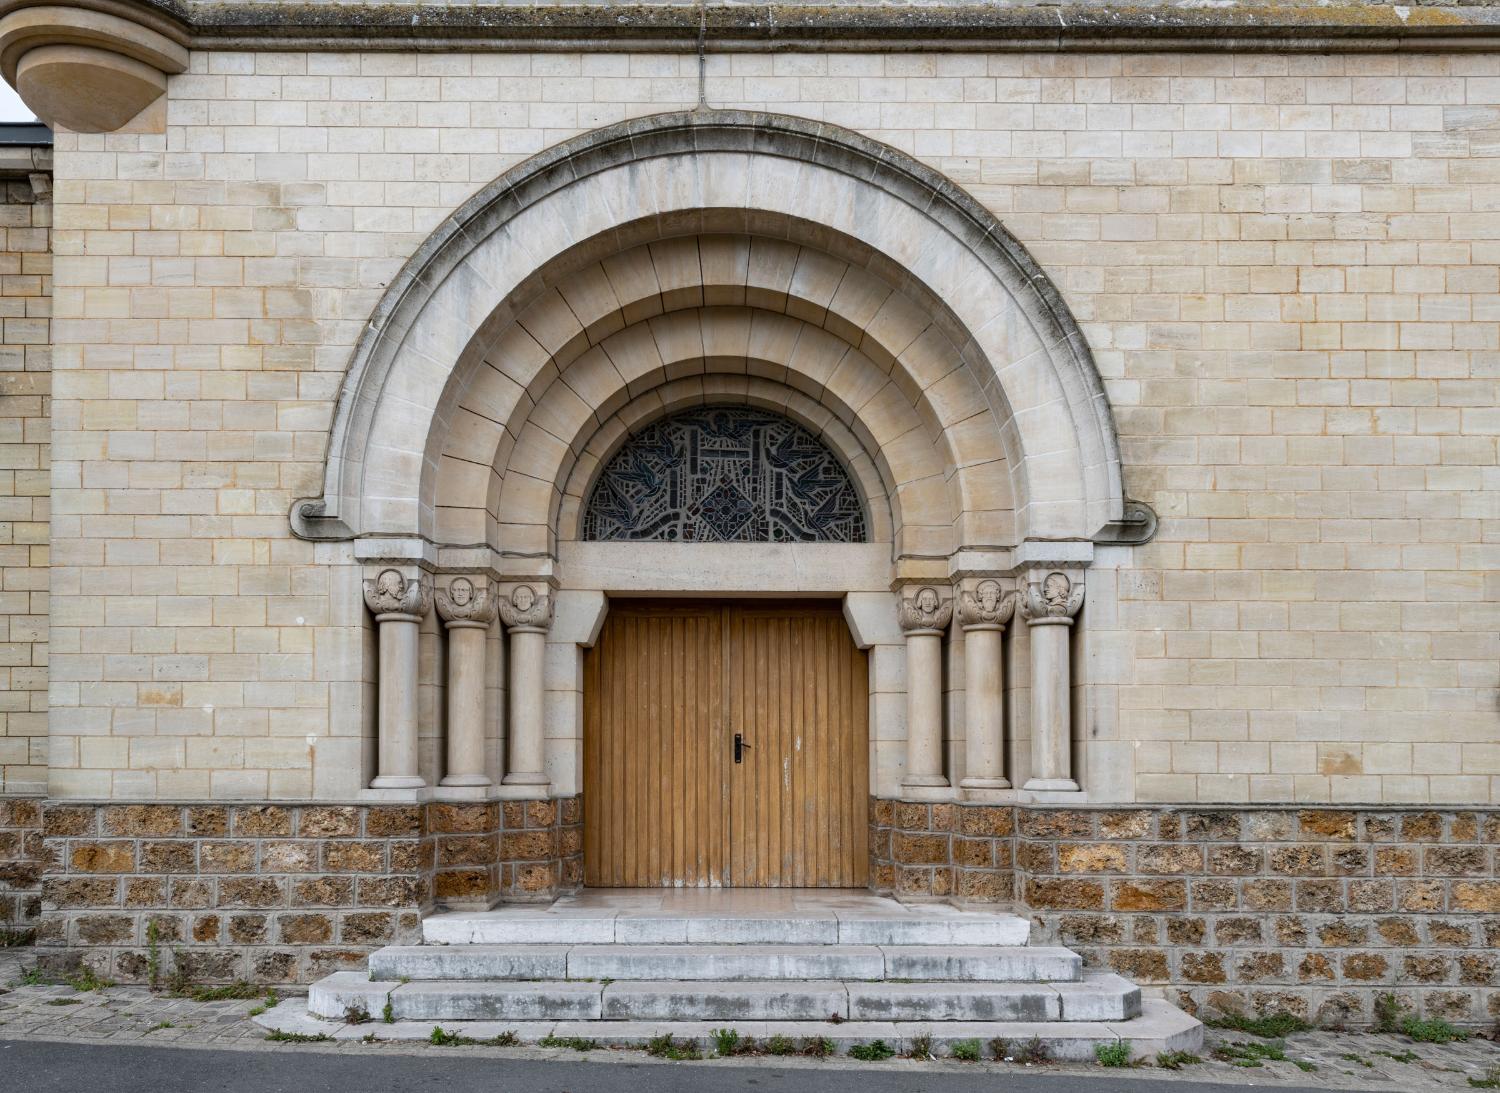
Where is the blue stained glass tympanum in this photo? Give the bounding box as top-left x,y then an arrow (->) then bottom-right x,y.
581,407 -> 868,543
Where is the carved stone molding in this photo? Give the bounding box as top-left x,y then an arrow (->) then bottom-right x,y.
497,583 -> 553,633
0,4 -> 188,132
361,569 -> 430,621
1020,570 -> 1085,626
897,584 -> 953,635
434,575 -> 497,628
958,579 -> 1015,632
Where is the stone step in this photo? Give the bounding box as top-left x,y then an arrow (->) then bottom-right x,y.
310,970 -> 1137,1023
422,909 -> 1031,947
264,996 -> 1205,1064
368,943 -> 1081,983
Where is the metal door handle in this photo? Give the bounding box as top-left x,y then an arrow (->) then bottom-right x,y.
734,733 -> 751,763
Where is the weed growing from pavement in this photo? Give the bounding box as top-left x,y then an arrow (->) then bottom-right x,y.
988,1037 -> 1009,1061
799,1036 -> 835,1058
1469,1065 -> 1500,1088
1400,1016 -> 1470,1044
1094,1041 -> 1132,1067
0,928 -> 34,948
848,1040 -> 895,1061
950,1039 -> 981,1062
1213,1039 -> 1288,1068
645,1033 -> 701,1060
766,1035 -> 795,1056
1206,1010 -> 1310,1038
382,997 -> 395,1023
67,967 -> 115,993
711,1028 -> 740,1056
1375,1049 -> 1420,1063
1156,1050 -> 1201,1069
906,1033 -> 933,1060
344,1005 -> 372,1025
539,1035 -> 599,1052
1340,1052 -> 1374,1068
1373,992 -> 1404,1034
1016,1036 -> 1051,1065
45,998 -> 82,1006
428,1026 -> 518,1047
265,1029 -> 333,1044
180,982 -> 259,1002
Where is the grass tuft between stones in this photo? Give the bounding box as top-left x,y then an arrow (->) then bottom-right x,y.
428,1025 -> 518,1047
1156,1050 -> 1201,1070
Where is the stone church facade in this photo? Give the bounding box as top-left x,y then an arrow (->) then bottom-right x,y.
0,0 -> 1496,1028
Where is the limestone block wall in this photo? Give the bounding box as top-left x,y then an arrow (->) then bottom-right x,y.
45,47 -> 1500,805
0,175 -> 49,796
878,799 -> 1500,1025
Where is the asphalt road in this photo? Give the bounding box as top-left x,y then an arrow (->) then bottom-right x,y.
0,1038 -> 1337,1093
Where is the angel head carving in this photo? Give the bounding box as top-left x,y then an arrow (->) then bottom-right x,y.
959,579 -> 1015,629
898,585 -> 953,633
362,569 -> 430,618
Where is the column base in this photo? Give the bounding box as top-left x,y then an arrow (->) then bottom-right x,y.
440,773 -> 492,787
899,775 -> 951,801
370,774 -> 426,789
960,777 -> 1012,802
502,772 -> 550,787
1023,777 -> 1081,792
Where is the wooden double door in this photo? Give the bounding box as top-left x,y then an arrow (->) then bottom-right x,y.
583,599 -> 869,888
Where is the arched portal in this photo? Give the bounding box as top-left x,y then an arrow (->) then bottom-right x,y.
323,112 -> 1145,898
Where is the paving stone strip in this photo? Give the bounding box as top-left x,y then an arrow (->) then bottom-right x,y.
3,948 -> 1498,1089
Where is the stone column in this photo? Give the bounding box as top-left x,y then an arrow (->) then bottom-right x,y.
498,583 -> 553,789
1021,569 -> 1084,792
898,584 -> 953,800
435,576 -> 498,788
958,579 -> 1015,797
362,568 -> 431,789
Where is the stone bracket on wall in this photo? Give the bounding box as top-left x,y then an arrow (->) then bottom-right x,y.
0,3 -> 188,132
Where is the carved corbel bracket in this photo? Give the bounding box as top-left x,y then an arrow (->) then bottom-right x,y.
0,3 -> 188,132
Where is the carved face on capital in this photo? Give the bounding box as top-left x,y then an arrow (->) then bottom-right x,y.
376,569 -> 404,598
977,581 -> 1001,613
1042,571 -> 1071,609
512,585 -> 536,612
916,587 -> 940,614
449,577 -> 474,606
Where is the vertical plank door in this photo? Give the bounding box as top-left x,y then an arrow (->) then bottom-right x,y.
583,599 -> 868,888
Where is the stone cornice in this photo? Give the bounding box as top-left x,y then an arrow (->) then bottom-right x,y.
7,0 -> 1500,54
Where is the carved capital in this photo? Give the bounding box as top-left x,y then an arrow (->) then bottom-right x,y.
1020,569 -> 1085,625
362,568 -> 430,620
434,575 -> 497,627
958,579 -> 1015,631
897,584 -> 953,635
497,583 -> 553,632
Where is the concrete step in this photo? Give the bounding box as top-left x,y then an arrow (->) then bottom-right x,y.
369,943 -> 1081,983
311,970 -> 1136,1023
265,996 -> 1205,1064
422,908 -> 1031,947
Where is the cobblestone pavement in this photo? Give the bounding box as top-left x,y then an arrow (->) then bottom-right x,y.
2,949 -> 1497,1088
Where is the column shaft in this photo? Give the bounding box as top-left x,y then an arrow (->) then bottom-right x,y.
503,628 -> 548,786
372,614 -> 423,788
961,626 -> 1008,790
903,630 -> 945,789
442,622 -> 490,786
